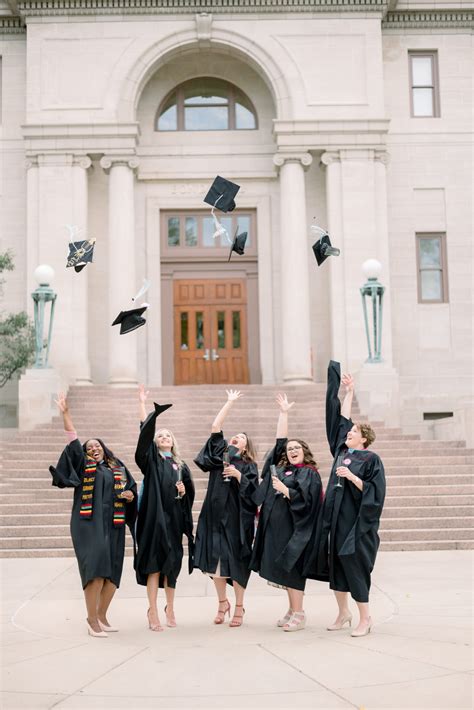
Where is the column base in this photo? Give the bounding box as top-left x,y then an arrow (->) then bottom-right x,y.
355,362 -> 400,427
282,376 -> 314,385
74,377 -> 92,386
108,377 -> 138,387
18,367 -> 61,430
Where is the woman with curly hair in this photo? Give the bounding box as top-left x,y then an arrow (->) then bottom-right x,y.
49,393 -> 137,638
134,385 -> 195,632
193,390 -> 258,628
305,361 -> 386,637
250,393 -> 323,632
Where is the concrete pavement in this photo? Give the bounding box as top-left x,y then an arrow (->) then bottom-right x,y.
1,551 -> 472,710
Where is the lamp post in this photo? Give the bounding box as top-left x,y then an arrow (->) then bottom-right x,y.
32,265 -> 57,368
360,259 -> 385,363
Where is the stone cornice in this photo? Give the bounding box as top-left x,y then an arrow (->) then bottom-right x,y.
17,0 -> 389,17
0,15 -> 25,32
273,119 -> 391,151
382,9 -> 474,29
22,122 -> 140,156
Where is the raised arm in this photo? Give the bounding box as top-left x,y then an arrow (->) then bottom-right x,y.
340,374 -> 354,420
211,389 -> 243,433
138,384 -> 149,423
275,393 -> 295,439
54,392 -> 75,434
326,360 -> 352,457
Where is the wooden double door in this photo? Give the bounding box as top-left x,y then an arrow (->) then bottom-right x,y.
174,279 -> 249,385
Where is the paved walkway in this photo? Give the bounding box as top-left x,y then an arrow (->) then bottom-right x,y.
1,551 -> 472,710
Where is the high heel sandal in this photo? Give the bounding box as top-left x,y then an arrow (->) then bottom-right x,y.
86,620 -> 108,638
147,608 -> 164,632
214,598 -> 231,625
164,604 -> 177,628
229,604 -> 245,628
283,611 -> 306,632
327,613 -> 352,631
277,608 -> 293,628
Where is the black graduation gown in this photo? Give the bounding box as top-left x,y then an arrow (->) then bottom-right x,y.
134,411 -> 195,588
306,360 -> 386,603
193,431 -> 258,588
49,439 -> 137,589
250,438 -> 323,592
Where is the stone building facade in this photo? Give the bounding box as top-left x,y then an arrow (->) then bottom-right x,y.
0,0 -> 472,438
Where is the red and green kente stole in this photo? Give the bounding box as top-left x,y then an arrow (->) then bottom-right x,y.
80,461 -> 126,527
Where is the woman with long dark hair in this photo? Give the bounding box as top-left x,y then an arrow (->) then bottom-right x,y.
306,361 -> 386,637
134,385 -> 195,632
250,394 -> 323,632
49,393 -> 137,638
193,390 -> 258,628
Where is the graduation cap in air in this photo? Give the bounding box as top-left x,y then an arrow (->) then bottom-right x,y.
111,304 -> 149,335
66,239 -> 96,273
310,225 -> 340,266
204,176 -> 240,213
228,228 -> 248,261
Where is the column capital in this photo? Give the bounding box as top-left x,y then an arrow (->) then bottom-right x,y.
273,152 -> 313,170
320,151 -> 341,167
100,156 -> 140,174
374,149 -> 390,166
72,156 -> 93,170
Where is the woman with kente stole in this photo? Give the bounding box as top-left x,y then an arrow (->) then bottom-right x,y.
134,386 -> 195,631
307,360 -> 386,637
49,393 -> 137,638
193,390 -> 258,627
250,393 -> 323,632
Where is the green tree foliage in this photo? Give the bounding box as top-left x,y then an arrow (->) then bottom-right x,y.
0,251 -> 35,387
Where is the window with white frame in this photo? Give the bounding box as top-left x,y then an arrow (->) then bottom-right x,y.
416,233 -> 448,303
156,78 -> 257,132
409,51 -> 440,118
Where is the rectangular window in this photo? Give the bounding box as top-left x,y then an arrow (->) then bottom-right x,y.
162,210 -> 256,258
409,51 -> 440,118
416,233 -> 448,303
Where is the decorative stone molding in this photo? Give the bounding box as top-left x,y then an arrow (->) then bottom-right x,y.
273,152 -> 313,170
23,123 -> 140,157
0,16 -> 25,33
100,156 -> 140,174
382,10 -> 474,29
195,12 -> 212,41
374,150 -> 390,166
17,0 -> 388,16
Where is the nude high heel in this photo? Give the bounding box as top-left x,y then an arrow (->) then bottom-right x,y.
351,617 -> 372,637
327,613 -> 352,631
147,608 -> 164,632
86,620 -> 108,638
214,598 -> 230,624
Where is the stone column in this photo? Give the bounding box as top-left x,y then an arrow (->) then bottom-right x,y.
273,152 -> 313,384
25,153 -> 92,384
100,156 -> 139,385
321,151 -> 347,365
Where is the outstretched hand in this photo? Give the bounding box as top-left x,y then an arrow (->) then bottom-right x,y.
138,384 -> 149,404
226,389 -> 243,403
341,374 -> 354,393
54,392 -> 68,413
276,393 -> 295,413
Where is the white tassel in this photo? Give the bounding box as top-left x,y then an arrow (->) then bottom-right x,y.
132,279 -> 151,302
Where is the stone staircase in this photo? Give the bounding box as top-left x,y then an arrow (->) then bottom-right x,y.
0,384 -> 473,557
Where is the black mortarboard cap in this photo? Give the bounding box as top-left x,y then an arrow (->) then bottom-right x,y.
312,233 -> 341,266
153,402 -> 173,416
204,176 -> 240,213
111,305 -> 148,335
228,228 -> 248,261
66,239 -> 96,273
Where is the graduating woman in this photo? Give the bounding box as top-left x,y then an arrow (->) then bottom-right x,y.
250,394 -> 323,632
134,385 -> 195,631
49,393 -> 137,638
193,390 -> 258,628
307,361 -> 386,637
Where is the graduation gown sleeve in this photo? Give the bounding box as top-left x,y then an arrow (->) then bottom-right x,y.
193,431 -> 226,472
252,438 -> 287,506
338,453 -> 386,557
326,360 -> 353,457
49,438 -> 84,488
180,463 -> 196,573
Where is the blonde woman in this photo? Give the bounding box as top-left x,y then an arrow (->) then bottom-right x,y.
134,385 -> 195,631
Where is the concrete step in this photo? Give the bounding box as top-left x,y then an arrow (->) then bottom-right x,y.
380,528 -> 474,542
0,534 -> 135,549
381,517 -> 474,530
0,548 -> 136,558
382,505 -> 474,518
379,540 -> 474,551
